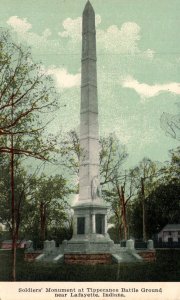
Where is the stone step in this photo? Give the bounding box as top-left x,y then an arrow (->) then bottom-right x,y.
53,254 -> 64,263
112,251 -> 142,263
35,252 -> 64,263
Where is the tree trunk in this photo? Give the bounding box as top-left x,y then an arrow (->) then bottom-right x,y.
12,230 -> 17,282
141,177 -> 147,241
118,223 -> 122,242
121,186 -> 128,240
40,202 -> 46,241
11,130 -> 16,281
117,184 -> 128,240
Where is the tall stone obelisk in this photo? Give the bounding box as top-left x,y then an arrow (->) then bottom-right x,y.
79,0 -> 100,204
64,1 -> 113,256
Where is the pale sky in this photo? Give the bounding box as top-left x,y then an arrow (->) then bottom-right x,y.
1,0 -> 179,168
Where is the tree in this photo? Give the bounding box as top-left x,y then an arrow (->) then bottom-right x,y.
0,161 -> 70,246
130,149 -> 180,239
116,172 -> 135,240
33,174 -> 69,242
0,161 -> 27,237
0,29 -> 59,281
99,134 -> 129,240
159,147 -> 180,185
131,181 -> 180,239
103,170 -> 135,241
100,134 -> 128,185
145,182 -> 180,237
130,158 -> 160,241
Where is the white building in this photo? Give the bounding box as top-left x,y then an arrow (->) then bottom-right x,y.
158,224 -> 180,243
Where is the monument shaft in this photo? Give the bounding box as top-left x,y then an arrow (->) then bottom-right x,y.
79,1 -> 100,202
65,1 -> 112,250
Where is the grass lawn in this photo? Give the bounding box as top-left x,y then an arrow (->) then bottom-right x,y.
0,249 -> 179,281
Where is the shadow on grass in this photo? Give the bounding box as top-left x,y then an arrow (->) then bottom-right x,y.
0,249 -> 179,281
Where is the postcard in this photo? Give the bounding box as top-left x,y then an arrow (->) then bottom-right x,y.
0,0 -> 179,299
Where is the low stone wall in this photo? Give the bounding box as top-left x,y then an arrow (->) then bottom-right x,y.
137,250 -> 156,262
24,251 -> 42,262
64,253 -> 112,265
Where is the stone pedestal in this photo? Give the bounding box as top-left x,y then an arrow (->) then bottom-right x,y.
64,202 -> 114,255
126,239 -> 135,250
147,239 -> 154,250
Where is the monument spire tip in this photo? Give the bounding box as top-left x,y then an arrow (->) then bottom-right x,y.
83,0 -> 94,13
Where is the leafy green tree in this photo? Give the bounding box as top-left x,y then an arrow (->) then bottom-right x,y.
130,181 -> 180,239
130,149 -> 180,239
30,174 -> 70,242
0,163 -> 71,246
159,147 -> 180,185
146,182 -> 180,237
0,161 -> 27,236
0,29 -> 59,281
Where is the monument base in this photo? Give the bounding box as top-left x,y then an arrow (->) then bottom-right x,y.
64,253 -> 112,265
63,233 -> 114,254
26,239 -> 156,264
